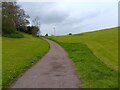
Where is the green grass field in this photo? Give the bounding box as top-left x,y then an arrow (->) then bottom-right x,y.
2,34 -> 49,88
47,27 -> 118,88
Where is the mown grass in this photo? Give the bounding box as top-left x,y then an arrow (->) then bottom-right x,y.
48,27 -> 118,71
47,27 -> 118,88
60,43 -> 118,88
2,33 -> 49,88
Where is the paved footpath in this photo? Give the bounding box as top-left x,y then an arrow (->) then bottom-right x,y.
11,38 -> 80,88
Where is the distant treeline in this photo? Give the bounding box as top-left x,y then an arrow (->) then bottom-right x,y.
2,2 -> 39,38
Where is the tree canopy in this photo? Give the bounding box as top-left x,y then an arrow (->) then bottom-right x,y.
2,2 -> 40,37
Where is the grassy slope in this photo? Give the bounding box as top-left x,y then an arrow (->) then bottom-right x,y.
2,34 -> 49,88
48,27 -> 118,71
47,27 -> 118,88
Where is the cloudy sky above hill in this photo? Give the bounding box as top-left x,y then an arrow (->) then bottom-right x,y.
18,0 -> 118,35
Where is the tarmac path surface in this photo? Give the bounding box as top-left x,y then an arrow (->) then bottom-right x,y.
11,38 -> 80,88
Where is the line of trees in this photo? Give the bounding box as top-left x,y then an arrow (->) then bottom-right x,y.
2,2 -> 40,38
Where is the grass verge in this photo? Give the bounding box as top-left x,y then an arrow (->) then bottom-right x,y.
60,42 -> 118,88
2,34 -> 49,88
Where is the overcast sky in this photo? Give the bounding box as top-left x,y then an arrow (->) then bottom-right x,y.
18,0 -> 119,36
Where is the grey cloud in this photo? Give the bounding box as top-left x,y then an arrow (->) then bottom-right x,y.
18,2 -> 69,24
18,2 -> 117,35
40,10 -> 69,24
61,11 -> 100,26
18,2 -> 99,26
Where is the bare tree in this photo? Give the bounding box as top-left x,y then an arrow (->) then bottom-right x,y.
32,16 -> 41,36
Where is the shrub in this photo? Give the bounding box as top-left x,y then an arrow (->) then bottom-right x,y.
45,34 -> 48,36
3,32 -> 24,38
32,26 -> 39,36
69,33 -> 72,35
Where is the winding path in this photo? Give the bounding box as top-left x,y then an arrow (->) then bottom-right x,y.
11,38 -> 80,88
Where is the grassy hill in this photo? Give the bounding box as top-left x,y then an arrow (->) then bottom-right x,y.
47,27 -> 118,88
2,34 -> 49,88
